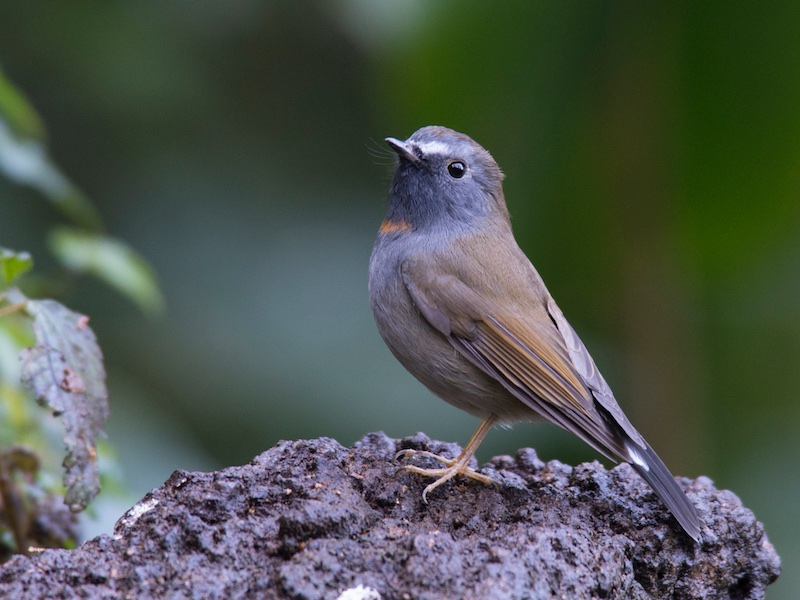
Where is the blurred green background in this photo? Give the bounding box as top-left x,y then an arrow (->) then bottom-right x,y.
1,2 -> 797,596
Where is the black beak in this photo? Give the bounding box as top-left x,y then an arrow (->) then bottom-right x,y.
385,137 -> 420,164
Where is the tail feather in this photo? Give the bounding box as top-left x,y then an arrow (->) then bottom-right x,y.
627,441 -> 702,543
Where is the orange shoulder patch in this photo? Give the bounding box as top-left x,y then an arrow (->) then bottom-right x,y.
379,218 -> 410,234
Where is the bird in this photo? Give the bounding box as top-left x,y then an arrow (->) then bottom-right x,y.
368,125 -> 702,542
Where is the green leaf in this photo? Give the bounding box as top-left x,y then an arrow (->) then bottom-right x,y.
0,69 -> 45,141
0,118 -> 102,230
48,228 -> 164,315
0,71 -> 100,229
0,248 -> 33,286
19,299 -> 108,511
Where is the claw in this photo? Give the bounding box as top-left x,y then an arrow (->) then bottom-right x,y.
395,449 -> 413,461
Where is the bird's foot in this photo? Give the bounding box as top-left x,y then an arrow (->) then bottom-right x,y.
395,448 -> 495,502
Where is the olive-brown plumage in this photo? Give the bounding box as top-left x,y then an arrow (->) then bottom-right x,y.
368,126 -> 701,542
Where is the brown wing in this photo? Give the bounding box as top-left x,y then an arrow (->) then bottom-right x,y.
401,258 -> 702,541
400,261 -> 628,461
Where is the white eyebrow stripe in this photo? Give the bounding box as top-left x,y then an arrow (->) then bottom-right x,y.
415,140 -> 449,156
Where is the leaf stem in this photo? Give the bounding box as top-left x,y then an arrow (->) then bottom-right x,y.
0,301 -> 27,318
0,456 -> 29,556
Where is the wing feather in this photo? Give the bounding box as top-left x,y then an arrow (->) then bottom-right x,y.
546,297 -> 645,447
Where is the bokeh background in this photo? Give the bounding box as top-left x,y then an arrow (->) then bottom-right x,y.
1,2 -> 798,596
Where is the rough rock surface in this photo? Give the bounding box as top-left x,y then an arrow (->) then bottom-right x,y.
0,433 -> 780,599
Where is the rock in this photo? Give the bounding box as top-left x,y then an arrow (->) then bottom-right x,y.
0,433 -> 781,599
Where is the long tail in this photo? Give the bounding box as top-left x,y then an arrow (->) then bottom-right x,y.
626,440 -> 702,543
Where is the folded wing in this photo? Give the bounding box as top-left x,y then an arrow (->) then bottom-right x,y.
401,260 -> 701,541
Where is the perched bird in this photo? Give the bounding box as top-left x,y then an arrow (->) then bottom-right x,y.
368,125 -> 701,542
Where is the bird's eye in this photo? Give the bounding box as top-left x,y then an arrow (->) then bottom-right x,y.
447,161 -> 466,179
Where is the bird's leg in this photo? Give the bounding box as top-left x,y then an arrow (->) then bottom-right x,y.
396,414 -> 498,502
